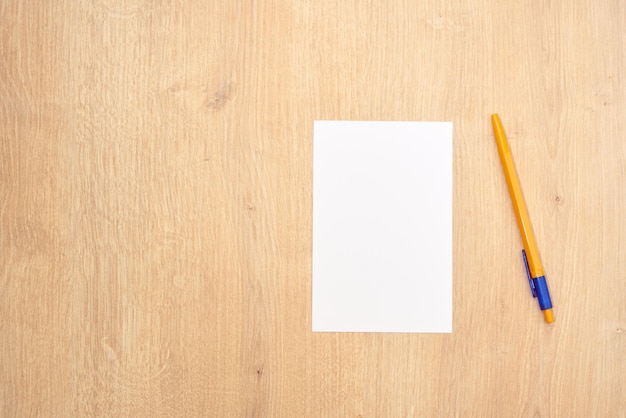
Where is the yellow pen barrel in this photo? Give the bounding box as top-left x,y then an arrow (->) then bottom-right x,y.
491,114 -> 545,279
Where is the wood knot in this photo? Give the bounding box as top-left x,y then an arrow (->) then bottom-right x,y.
206,81 -> 235,110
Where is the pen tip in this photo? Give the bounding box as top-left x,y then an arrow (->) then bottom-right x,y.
543,309 -> 555,323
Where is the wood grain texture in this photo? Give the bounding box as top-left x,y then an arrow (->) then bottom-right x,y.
1,1 -> 624,417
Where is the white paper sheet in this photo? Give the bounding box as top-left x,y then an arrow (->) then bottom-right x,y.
312,121 -> 453,333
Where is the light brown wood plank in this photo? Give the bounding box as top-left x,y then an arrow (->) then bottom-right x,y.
1,1 -> 624,416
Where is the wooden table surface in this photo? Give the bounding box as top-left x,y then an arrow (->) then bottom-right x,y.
1,1 -> 624,417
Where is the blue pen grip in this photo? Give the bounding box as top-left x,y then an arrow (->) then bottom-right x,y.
532,276 -> 553,310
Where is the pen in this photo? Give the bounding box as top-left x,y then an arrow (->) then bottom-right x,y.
491,114 -> 554,323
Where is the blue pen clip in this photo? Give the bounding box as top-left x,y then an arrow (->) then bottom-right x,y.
522,250 -> 537,298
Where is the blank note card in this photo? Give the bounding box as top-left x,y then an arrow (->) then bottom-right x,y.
312,121 -> 453,333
